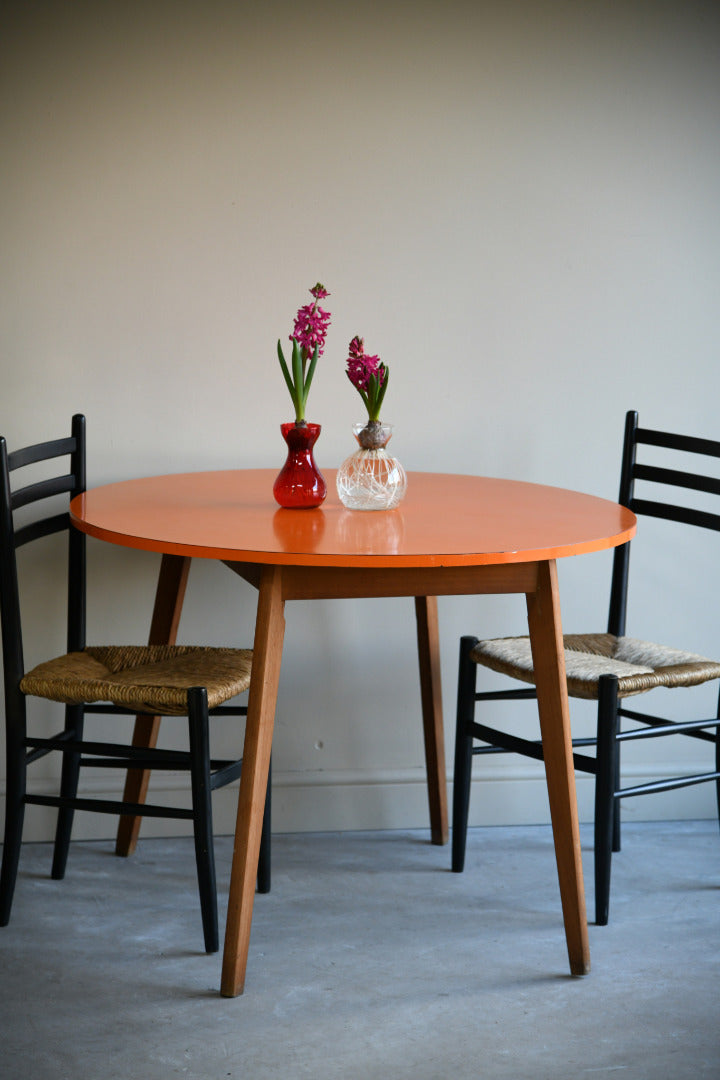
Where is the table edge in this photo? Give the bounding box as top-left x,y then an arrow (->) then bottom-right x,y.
70,505 -> 637,567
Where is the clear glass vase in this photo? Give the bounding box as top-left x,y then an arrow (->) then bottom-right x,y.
336,421 -> 407,511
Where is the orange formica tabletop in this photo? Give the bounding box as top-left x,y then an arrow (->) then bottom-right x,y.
70,469 -> 636,567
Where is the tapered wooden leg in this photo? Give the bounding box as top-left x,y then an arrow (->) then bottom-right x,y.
115,554 -> 191,856
221,566 -> 285,997
526,560 -> 590,976
414,596 -> 448,844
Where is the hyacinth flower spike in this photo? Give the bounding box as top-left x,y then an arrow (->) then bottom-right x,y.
344,335 -> 391,447
277,283 -> 331,425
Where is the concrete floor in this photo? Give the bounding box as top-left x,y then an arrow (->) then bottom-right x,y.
1,820 -> 718,1080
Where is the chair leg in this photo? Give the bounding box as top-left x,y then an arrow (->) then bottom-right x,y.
187,687 -> 219,954
715,685 -> 720,834
452,636 -> 479,873
594,674 -> 619,926
256,756 -> 271,895
51,704 -> 85,880
612,739 -> 621,854
0,699 -> 28,926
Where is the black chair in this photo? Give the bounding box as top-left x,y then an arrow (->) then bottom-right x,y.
452,410 -> 720,924
0,414 -> 270,952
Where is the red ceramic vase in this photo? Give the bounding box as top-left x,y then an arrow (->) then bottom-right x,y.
273,422 -> 327,509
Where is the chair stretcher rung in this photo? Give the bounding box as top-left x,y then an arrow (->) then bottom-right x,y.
471,724 -> 597,772
26,737 -> 192,765
617,770 -> 720,799
617,717 -> 719,742
24,794 -> 195,819
210,761 -> 243,789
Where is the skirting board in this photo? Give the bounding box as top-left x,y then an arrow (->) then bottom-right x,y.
3,762 -> 716,843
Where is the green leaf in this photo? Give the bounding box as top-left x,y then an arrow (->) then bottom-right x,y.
301,344 -> 319,410
291,336 -> 303,388
365,373 -> 383,421
291,338 -> 305,421
375,366 -> 389,416
277,340 -> 297,404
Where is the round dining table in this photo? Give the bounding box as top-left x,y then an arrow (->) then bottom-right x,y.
71,468 -> 636,996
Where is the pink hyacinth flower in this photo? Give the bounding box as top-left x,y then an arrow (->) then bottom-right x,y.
291,284 -> 331,361
346,336 -> 385,391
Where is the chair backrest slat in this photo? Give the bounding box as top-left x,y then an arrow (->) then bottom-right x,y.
633,464 -> 720,502
14,513 -> 72,549
11,475 -> 77,513
635,426 -> 720,460
7,436 -> 77,472
631,498 -> 720,534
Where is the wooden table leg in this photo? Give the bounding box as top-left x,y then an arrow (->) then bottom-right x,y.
115,554 -> 191,857
526,559 -> 590,976
221,566 -> 285,997
414,596 -> 448,845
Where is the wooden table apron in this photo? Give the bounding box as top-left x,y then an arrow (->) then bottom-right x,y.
70,469 -> 636,996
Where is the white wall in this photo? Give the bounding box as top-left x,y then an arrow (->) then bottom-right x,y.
2,0 -> 719,840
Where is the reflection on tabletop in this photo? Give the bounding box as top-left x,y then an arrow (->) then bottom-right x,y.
272,504 -> 405,556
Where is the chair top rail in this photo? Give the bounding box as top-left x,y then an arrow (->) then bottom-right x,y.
6,435 -> 77,472
11,474 -> 76,511
636,425 -> 720,460
633,463 -> 720,498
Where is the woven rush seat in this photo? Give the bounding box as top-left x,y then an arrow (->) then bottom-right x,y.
471,633 -> 720,701
20,645 -> 253,715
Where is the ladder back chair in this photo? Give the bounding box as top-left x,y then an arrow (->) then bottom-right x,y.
452,410 -> 720,924
0,414 -> 270,952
